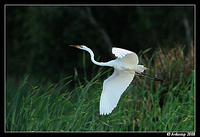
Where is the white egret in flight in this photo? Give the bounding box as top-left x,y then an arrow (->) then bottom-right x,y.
69,45 -> 164,115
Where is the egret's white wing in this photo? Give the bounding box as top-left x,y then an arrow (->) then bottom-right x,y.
112,47 -> 139,65
100,69 -> 134,115
112,47 -> 133,58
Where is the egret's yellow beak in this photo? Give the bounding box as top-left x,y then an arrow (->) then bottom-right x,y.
69,45 -> 81,48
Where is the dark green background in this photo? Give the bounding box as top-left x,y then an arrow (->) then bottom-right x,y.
6,6 -> 194,82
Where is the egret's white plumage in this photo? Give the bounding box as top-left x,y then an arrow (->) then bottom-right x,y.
99,47 -> 140,115
69,45 -> 147,115
112,47 -> 133,59
100,69 -> 134,115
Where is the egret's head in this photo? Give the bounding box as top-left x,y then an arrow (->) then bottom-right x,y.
69,45 -> 87,50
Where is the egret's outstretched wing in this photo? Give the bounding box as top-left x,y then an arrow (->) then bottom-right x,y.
112,47 -> 139,65
100,69 -> 134,115
112,47 -> 133,58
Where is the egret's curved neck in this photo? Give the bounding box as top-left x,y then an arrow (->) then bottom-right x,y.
84,47 -> 113,67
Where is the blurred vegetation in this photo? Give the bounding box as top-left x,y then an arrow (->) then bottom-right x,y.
6,6 -> 194,83
6,45 -> 194,131
6,5 -> 195,132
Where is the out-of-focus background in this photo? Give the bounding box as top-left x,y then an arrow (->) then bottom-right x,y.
6,6 -> 194,82
6,5 -> 195,131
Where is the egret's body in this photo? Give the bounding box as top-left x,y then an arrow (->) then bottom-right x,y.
70,45 -> 147,115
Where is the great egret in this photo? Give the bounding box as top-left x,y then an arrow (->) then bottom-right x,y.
70,45 -> 163,115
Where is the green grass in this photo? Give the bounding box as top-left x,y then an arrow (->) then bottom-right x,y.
5,47 -> 195,132
5,70 -> 195,132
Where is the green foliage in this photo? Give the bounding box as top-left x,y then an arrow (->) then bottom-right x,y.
6,6 -> 195,131
5,71 -> 195,132
6,6 -> 194,81
6,47 -> 195,131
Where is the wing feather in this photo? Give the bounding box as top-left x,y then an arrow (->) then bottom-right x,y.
100,69 -> 134,115
112,47 -> 133,58
112,47 -> 139,65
